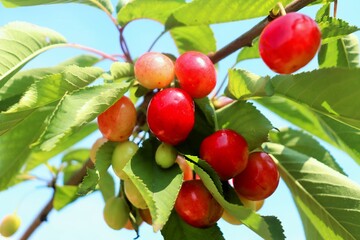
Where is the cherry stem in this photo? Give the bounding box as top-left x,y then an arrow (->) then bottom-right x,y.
276,2 -> 287,16
334,0 -> 338,18
208,0 -> 317,64
148,31 -> 166,52
119,27 -> 134,64
66,43 -> 118,62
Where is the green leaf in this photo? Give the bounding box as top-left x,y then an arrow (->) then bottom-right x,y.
165,0 -> 293,29
191,157 -> 285,240
0,22 -> 67,88
269,128 -> 345,175
176,98 -> 216,155
318,17 -> 359,44
225,68 -> 273,100
77,168 -> 99,196
0,55 -> 100,111
123,138 -> 183,232
34,80 -> 132,151
256,96 -> 360,165
270,68 -> 360,130
53,185 -> 78,211
117,0 -> 184,26
263,142 -> 360,240
98,171 -> 115,201
170,25 -> 216,54
0,107 -> 52,190
25,123 -> 97,172
8,66 -> 103,112
216,100 -> 272,150
318,34 -> 359,68
236,39 -> 260,63
1,0 -> 114,13
161,211 -> 225,240
315,3 -> 330,21
95,141 -> 117,174
110,62 -> 134,82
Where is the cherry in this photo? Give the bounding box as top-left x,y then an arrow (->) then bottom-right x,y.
124,180 -> 148,209
259,12 -> 321,74
0,213 -> 21,237
139,208 -> 152,225
90,137 -> 108,163
147,88 -> 195,145
175,180 -> 223,228
98,96 -> 137,142
175,155 -> 193,181
112,141 -> 139,180
233,152 -> 280,201
155,142 -> 178,168
124,212 -> 143,230
103,196 -> 129,230
175,51 -> 216,98
199,129 -> 249,181
134,52 -> 175,89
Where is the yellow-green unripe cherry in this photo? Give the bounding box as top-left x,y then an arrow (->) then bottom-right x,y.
103,196 -> 129,230
155,143 -> 177,168
112,141 -> 139,180
0,213 -> 21,237
124,180 -> 148,209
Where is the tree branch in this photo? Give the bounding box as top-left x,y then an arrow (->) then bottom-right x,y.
208,0 -> 317,64
20,160 -> 94,240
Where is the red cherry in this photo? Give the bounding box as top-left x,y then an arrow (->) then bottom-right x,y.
200,129 -> 249,181
134,52 -> 175,89
175,51 -> 216,99
147,88 -> 195,145
97,96 -> 137,142
175,180 -> 223,228
233,152 -> 280,201
259,12 -> 321,74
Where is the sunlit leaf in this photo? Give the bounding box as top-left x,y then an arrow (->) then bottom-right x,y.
270,68 -> 360,130
53,185 -> 78,211
264,142 -> 360,240
170,25 -> 216,54
257,96 -> 360,165
0,22 -> 67,87
123,138 -> 183,232
319,34 -> 359,68
1,0 -> 114,13
34,80 -> 132,151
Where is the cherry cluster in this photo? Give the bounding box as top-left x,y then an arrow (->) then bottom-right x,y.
91,11 -> 321,232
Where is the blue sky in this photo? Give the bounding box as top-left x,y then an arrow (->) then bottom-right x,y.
0,0 -> 359,239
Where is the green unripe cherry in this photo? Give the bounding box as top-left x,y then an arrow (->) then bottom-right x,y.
0,213 -> 21,237
112,141 -> 139,180
155,143 -> 177,168
103,196 -> 130,230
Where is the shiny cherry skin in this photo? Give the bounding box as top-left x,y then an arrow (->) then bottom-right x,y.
175,51 -> 216,99
147,88 -> 195,145
134,52 -> 175,89
259,12 -> 321,74
97,96 -> 137,142
200,129 -> 249,181
233,152 -> 280,201
175,180 -> 223,228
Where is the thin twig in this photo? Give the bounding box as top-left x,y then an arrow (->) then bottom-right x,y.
119,28 -> 134,63
20,160 -> 94,240
208,0 -> 317,64
66,43 -> 118,62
